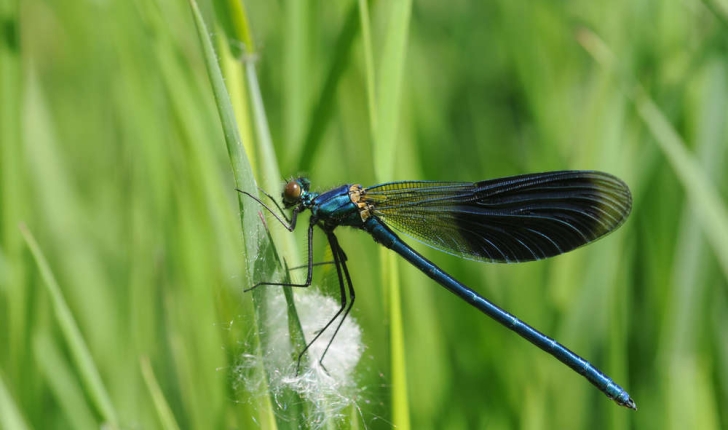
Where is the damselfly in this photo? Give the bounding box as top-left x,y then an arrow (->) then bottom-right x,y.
239,170 -> 635,409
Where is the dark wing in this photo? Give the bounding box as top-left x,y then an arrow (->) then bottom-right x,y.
364,171 -> 631,263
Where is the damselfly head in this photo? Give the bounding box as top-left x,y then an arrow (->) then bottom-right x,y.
282,177 -> 310,208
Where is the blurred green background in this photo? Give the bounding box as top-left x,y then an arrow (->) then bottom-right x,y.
2,0 -> 728,428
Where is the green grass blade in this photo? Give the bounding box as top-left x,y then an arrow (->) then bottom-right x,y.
244,55 -> 304,265
0,0 -> 27,392
371,1 -> 412,428
189,1 -> 310,428
282,0 -> 309,168
358,0 -> 377,136
579,29 -> 728,283
188,0 -> 254,192
218,31 -> 259,175
188,0 -> 273,420
19,224 -> 119,427
0,371 -> 29,430
140,356 -> 181,430
373,0 -> 411,181
216,0 -> 258,176
657,61 -> 726,428
223,0 -> 256,52
294,3 -> 359,174
634,95 -> 728,280
34,332 -> 97,429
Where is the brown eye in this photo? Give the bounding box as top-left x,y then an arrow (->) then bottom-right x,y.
282,180 -> 302,204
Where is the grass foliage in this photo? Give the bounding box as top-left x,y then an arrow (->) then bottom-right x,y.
2,0 -> 728,428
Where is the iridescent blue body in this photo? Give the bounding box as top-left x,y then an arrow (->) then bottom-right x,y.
309,185 -> 363,229
242,170 -> 636,410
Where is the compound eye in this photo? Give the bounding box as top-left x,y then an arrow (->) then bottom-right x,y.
283,180 -> 302,204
